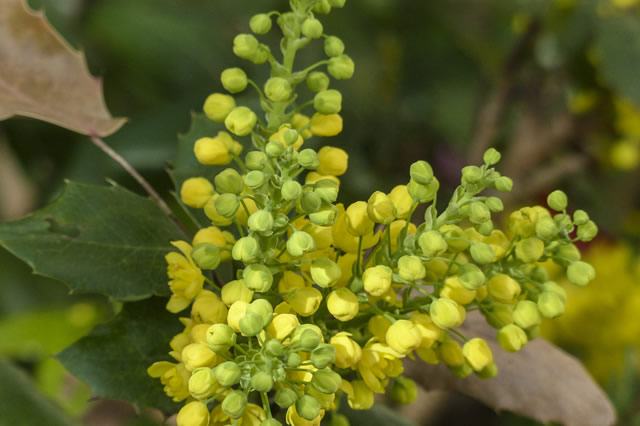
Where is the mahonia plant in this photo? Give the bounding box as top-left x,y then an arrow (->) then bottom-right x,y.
147,1 -> 599,425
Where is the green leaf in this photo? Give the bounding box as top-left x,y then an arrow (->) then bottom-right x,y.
0,356 -> 80,426
338,398 -> 414,426
57,298 -> 182,413
0,181 -> 184,300
597,14 -> 640,107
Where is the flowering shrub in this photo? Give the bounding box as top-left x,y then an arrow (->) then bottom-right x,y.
144,1 -> 601,424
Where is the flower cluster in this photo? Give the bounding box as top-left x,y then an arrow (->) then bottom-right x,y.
148,1 -> 599,425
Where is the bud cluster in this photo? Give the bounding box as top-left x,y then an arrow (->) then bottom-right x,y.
151,1 -> 598,425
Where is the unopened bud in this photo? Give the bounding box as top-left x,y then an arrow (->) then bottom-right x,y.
245,171 -> 265,190
430,298 -> 464,329
296,395 -> 321,421
191,243 -> 221,270
314,89 -> 342,114
494,176 -> 513,192
547,190 -> 568,211
497,324 -> 527,352
537,291 -> 565,318
231,236 -> 260,263
483,148 -> 501,165
515,237 -> 545,263
204,93 -> 236,122
251,370 -> 274,392
389,377 -> 417,405
225,106 -> 257,136
312,369 -> 342,394
221,67 -> 248,93
512,300 -> 541,329
282,181 -> 303,201
275,388 -> 298,408
250,14 -> 272,34
470,242 -> 495,264
245,151 -> 268,170
458,263 -> 485,290
567,261 -> 595,286
461,166 -> 483,184
222,390 -> 247,419
215,361 -> 241,387
287,231 -> 316,257
408,177 -> 439,203
311,344 -> 336,369
577,220 -> 598,242
243,264 -> 273,293
328,55 -> 355,80
298,149 -> 320,169
214,193 -> 240,218
306,71 -> 330,93
410,161 -> 434,185
265,77 -> 292,102
302,18 -> 323,39
206,323 -> 236,352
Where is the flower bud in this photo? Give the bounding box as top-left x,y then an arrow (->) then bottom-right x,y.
306,71 -> 330,92
327,288 -> 359,321
280,180 -> 302,201
265,339 -> 283,357
512,300 -> 541,329
457,263 -> 485,290
204,93 -> 236,122
245,151 -> 268,170
275,388 -> 298,408
317,146 -> 348,176
485,197 -> 504,213
182,343 -> 216,371
567,261 -> 595,286
470,242 -> 495,264
410,161 -> 434,185
287,352 -> 303,368
214,361 -> 241,387
554,213 -> 573,232
309,205 -> 338,226
330,332 -> 361,368
312,369 -> 342,394
296,395 -> 321,421
289,287 -> 323,317
221,67 -> 248,93
261,419 -> 282,426
311,344 -> 337,369
440,224 -> 469,252
577,220 -> 598,242
408,177 -> 439,203
314,89 -> 342,114
515,237 -> 545,263
222,390 -> 248,419
265,77 -> 292,102
535,216 -> 558,240
462,338 -> 493,371
430,298 -> 464,329
314,179 -> 339,203
542,281 -> 567,303
286,231 -> 315,257
221,280 -> 253,307
232,236 -> 260,263
438,340 -> 465,367
188,367 -> 218,400
483,148 -> 501,165
250,44 -> 270,64
547,190 -> 568,211
345,201 -> 374,236
298,329 -> 322,351
487,274 -> 520,304
250,13 -> 272,34
310,258 -> 342,288
537,291 -> 565,319
214,193 -> 240,218
477,362 -> 498,379
461,165 -> 483,184
386,320 -> 422,354
302,18 -> 323,38
233,33 -> 259,59
310,113 -> 343,137
265,141 -> 284,158
418,230 -> 447,257
324,36 -> 345,57
573,209 -> 589,226
328,54 -> 355,79
243,264 -> 273,293
206,323 -> 236,352
300,191 -> 322,214
246,210 -> 272,235
494,176 -> 513,192
179,178 -> 214,210
468,202 -> 491,224
267,314 -> 300,340
390,377 -> 418,405
362,265 -> 392,296
497,324 -> 527,352
313,0 -> 332,13
244,171 -> 265,191
441,276 -> 476,305
367,191 -> 395,224
398,255 -> 426,281
239,311 -> 264,336
190,243 -> 221,270
225,106 -> 257,136
251,370 -> 273,392
177,401 -> 210,426
298,149 -> 320,169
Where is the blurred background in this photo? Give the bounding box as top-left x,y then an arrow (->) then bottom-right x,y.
1,0 -> 640,424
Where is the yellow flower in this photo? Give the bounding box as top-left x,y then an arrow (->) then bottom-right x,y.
385,320 -> 422,355
342,380 -> 374,410
270,123 -> 304,150
388,220 -> 417,252
345,201 -> 375,236
203,93 -> 235,122
210,403 -> 266,426
180,177 -> 214,208
367,191 -> 396,224
191,290 -> 228,324
330,332 -> 362,368
286,405 -> 325,426
310,112 -> 343,137
176,401 -> 210,426
267,313 -> 300,341
166,241 -> 205,313
332,204 -> 380,253
368,315 -> 392,342
462,338 -> 493,371
227,301 -> 249,333
388,185 -> 413,219
487,273 -> 521,304
181,343 -> 217,371
194,131 -> 242,166
440,276 -> 476,305
362,265 -> 392,296
305,171 -> 340,186
288,287 -> 323,316
221,280 -> 254,306
411,312 -> 442,348
327,288 -> 359,321
316,146 -> 348,176
192,226 -> 234,262
147,361 -> 191,402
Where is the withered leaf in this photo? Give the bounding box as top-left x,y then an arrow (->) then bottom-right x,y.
0,0 -> 126,136
406,312 -> 616,426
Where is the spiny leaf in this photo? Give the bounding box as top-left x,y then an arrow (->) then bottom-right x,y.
0,181 -> 184,300
0,357 -> 80,426
57,298 -> 182,413
0,0 -> 126,136
406,312 -> 616,426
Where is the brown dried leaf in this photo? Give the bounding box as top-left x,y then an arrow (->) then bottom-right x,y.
406,312 -> 616,426
0,0 -> 126,136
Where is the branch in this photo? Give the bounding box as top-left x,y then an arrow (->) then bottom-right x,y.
88,133 -> 187,235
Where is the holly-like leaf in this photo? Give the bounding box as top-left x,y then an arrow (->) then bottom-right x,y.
597,14 -> 640,108
0,357 -> 80,426
57,298 -> 182,413
406,312 -> 616,426
0,181 -> 184,300
0,0 -> 126,136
